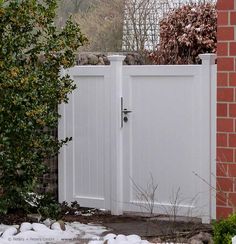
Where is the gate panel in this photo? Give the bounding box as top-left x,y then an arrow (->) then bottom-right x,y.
59,67 -> 111,209
121,61 -> 216,223
122,67 -> 202,217
59,55 -> 216,223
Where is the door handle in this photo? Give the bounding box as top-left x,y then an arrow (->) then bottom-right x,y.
121,97 -> 132,128
122,109 -> 132,115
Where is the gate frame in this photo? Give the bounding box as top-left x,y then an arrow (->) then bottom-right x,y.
58,54 -> 216,223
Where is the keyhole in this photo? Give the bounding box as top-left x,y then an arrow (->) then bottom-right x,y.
124,116 -> 128,122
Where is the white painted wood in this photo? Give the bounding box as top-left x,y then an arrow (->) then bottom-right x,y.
211,64 -> 217,221
199,54 -> 217,223
108,55 -> 126,215
121,57 -> 216,223
59,66 -> 111,209
58,68 -> 67,203
58,55 -> 216,223
122,66 -> 202,218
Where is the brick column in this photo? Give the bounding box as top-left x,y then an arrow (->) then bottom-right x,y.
217,0 -> 236,218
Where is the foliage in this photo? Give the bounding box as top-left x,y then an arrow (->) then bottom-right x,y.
37,194 -> 61,220
24,192 -> 61,219
213,213 -> 236,244
59,201 -> 81,216
123,0 -> 173,54
150,2 -> 217,64
25,193 -> 82,219
56,0 -> 97,26
38,199 -> 81,219
0,0 -> 86,214
23,194 -> 81,219
75,0 -> 124,52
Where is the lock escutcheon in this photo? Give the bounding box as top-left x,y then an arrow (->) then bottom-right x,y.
121,97 -> 132,127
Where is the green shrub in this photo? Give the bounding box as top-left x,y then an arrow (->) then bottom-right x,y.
213,213 -> 236,244
37,194 -> 61,220
0,0 -> 86,214
24,192 -> 61,219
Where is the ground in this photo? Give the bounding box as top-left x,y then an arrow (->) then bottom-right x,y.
0,208 -> 213,243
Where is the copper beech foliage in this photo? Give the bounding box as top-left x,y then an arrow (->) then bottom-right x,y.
150,2 -> 217,64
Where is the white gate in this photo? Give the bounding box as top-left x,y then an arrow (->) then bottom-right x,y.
58,54 -> 216,223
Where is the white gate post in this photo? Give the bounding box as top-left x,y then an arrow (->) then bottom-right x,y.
58,68 -> 68,203
199,54 -> 217,223
108,55 -> 126,215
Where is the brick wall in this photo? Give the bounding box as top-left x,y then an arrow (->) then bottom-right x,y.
217,0 -> 236,218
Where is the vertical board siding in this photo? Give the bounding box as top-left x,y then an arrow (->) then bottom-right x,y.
121,64 -> 214,222
59,57 -> 216,223
59,67 -> 111,209
73,76 -> 105,198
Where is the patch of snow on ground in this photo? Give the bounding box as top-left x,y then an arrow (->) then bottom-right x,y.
232,235 -> 236,244
0,222 -> 154,244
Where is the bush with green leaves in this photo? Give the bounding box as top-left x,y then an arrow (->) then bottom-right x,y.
0,0 -> 86,214
24,192 -> 61,219
213,213 -> 236,244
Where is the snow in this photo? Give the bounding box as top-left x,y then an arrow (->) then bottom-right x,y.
232,235 -> 236,243
0,222 -> 152,244
185,24 -> 191,29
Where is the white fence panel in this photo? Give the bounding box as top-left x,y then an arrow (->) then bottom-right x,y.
59,67 -> 112,209
59,54 -> 216,223
122,59 -> 216,223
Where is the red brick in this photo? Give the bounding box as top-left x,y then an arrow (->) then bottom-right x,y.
217,103 -> 228,117
217,148 -> 234,162
217,88 -> 234,102
229,73 -> 236,86
218,11 -> 229,25
218,42 -> 228,56
217,206 -> 233,219
217,133 -> 228,147
229,104 -> 236,117
218,72 -> 228,86
228,164 -> 236,177
216,192 -> 227,206
231,11 -> 236,25
229,134 -> 236,147
217,27 -> 234,41
228,193 -> 236,207
217,118 -> 234,132
217,0 -> 234,10
230,42 -> 236,56
217,163 -> 228,176
217,177 -> 234,191
218,58 -> 234,71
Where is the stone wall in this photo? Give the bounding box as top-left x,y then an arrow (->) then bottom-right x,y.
77,53 -> 149,65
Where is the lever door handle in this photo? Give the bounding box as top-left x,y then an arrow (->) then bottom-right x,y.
122,109 -> 132,115
121,97 -> 132,128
